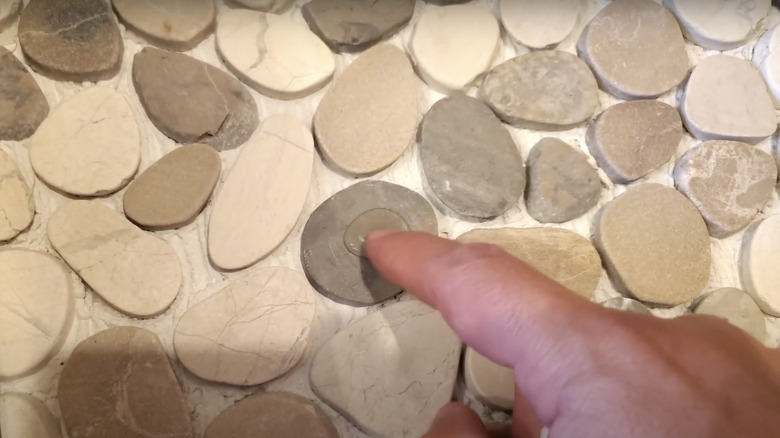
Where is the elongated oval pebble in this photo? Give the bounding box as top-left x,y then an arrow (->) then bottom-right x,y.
0,149 -> 34,242
0,393 -> 62,438
499,0 -> 580,49
209,115 -> 313,271
48,201 -> 182,318
694,288 -> 766,342
30,87 -> 140,197
464,347 -> 514,411
112,0 -> 215,51
0,47 -> 48,141
740,215 -> 780,316
754,24 -> 780,108
665,0 -> 770,50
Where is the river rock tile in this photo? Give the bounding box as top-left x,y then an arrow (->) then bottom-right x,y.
0,47 -> 48,141
665,0 -> 770,50
740,215 -> 780,316
499,0 -> 581,49
0,149 -> 34,242
112,0 -> 215,51
694,288 -> 767,342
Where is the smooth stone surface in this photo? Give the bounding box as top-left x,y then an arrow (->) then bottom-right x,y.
314,44 -> 418,176
204,392 -> 338,438
0,1 -> 20,31
0,394 -> 62,438
0,249 -> 73,380
29,87 -> 141,197
58,327 -> 193,438
344,209 -> 408,256
419,93 -> 525,220
302,0 -> 415,53
458,227 -> 601,299
740,215 -> 780,316
133,47 -> 259,152
48,201 -> 182,318
665,0 -> 770,50
174,267 -> 317,386
681,55 -> 777,144
112,0 -> 216,51
464,347 -> 514,411
230,0 -> 293,12
525,138 -> 601,223
601,297 -> 652,314
410,5 -> 500,92
674,140 -> 777,238
0,149 -> 34,242
499,0 -> 580,49
301,181 -> 437,306
0,47 -> 48,141
594,184 -> 711,306
586,100 -> 684,184
694,288 -> 767,342
755,24 -> 780,108
19,0 -> 123,82
217,10 -> 335,99
209,115 -> 313,271
481,51 -> 599,129
577,0 -> 689,99
310,301 -> 461,438
123,144 -> 221,230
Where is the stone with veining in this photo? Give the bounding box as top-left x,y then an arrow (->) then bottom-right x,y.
420,93 -> 525,221
0,1 -> 20,31
464,347 -> 514,411
0,149 -> 34,242
0,394 -> 62,438
754,24 -> 780,108
665,0 -> 770,50
230,0 -> 293,12
694,288 -> 767,342
740,215 -> 780,316
58,327 -> 193,438
0,47 -> 48,141
209,115 -> 313,271
112,0 -> 215,51
500,0 -> 580,49
48,201 -> 182,318
133,47 -> 259,152
601,297 -> 652,314
310,300 -> 461,438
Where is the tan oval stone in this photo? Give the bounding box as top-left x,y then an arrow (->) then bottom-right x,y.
0,149 -> 34,242
112,0 -> 216,51
463,347 -> 514,411
694,288 -> 767,342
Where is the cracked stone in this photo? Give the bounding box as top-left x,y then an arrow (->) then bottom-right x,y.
29,87 -> 141,197
694,288 -> 767,342
464,347 -> 514,411
754,24 -> 780,108
19,0 -> 123,82
0,47 -> 48,141
0,149 -> 34,242
48,201 -> 182,318
301,181 -> 437,306
740,215 -> 780,316
0,1 -> 20,31
133,47 -> 259,152
601,297 -> 652,314
665,0 -> 770,50
112,0 -> 215,51
310,300 -> 461,438
0,249 -> 74,380
58,327 -> 193,438
0,393 -> 62,438
209,115 -> 313,271
230,0 -> 293,12
499,0 -> 580,49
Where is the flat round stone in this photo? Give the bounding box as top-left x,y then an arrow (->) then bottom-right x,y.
133,47 -> 259,152
0,249 -> 73,380
577,0 -> 689,99
674,140 -> 777,238
0,47 -> 48,141
301,181 -> 437,306
0,1 -> 20,31
665,0 -> 770,50
209,115 -> 313,271
0,149 -> 34,242
30,87 -> 140,197
48,201 -> 182,318
694,288 -> 767,342
586,100 -> 684,184
310,301 -> 461,438
594,184 -> 711,306
58,327 -> 193,438
464,347 -> 514,411
112,0 -> 215,51
19,0 -> 123,82
314,44 -> 418,176
601,297 -> 652,314
525,138 -> 601,223
0,394 -> 62,438
217,10 -> 335,99
302,0 -> 415,53
499,0 -> 580,49
420,93 -> 525,220
344,209 -> 408,256
681,55 -> 777,145
480,51 -> 599,129
740,215 -> 780,316
230,0 -> 293,12
410,5 -> 499,92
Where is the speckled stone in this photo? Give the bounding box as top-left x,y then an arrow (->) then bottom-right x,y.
0,394 -> 62,438
112,0 -> 215,51
601,297 -> 652,314
694,288 -> 767,342
0,149 -> 34,242
740,215 -> 780,316
0,47 -> 48,141
464,347 -> 514,411
665,0 -> 770,51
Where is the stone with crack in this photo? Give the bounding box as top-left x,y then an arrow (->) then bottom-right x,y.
0,47 -> 48,141
499,0 -> 580,50
665,0 -> 770,51
0,393 -> 62,438
0,1 -> 20,31
740,215 -> 780,316
463,347 -> 514,411
230,0 -> 293,12
0,149 -> 34,242
112,0 -> 215,51
694,288 -> 767,342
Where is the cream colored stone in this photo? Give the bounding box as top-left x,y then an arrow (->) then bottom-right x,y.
740,215 -> 780,316
464,347 -> 514,411
0,149 -> 34,242
499,0 -> 580,49
694,288 -> 767,342
754,24 -> 780,108
112,0 -> 215,51
665,0 -> 770,50
0,393 -> 62,438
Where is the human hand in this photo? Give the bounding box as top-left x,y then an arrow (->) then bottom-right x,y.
365,231 -> 780,438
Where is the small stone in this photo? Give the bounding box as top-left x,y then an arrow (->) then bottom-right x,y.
0,394 -> 62,438
681,55 -> 777,144
209,115 -> 313,271
112,0 -> 215,51
586,100 -> 684,184
217,10 -> 335,99
754,24 -> 780,108
664,0 -> 770,50
19,0 -> 123,82
175,268 -> 317,386
419,93 -> 525,221
577,0 -> 689,99
310,300 -> 461,438
0,1 -> 20,31
302,0 -> 415,53
464,347 -> 514,411
594,184 -> 711,306
0,149 -> 34,242
411,5 -> 499,92
301,181 -> 437,306
133,47 -> 259,152
694,288 -> 767,342
480,51 -> 599,129
740,215 -> 780,316
30,87 -> 141,197
525,138 -> 601,223
674,140 -> 777,238
601,297 -> 652,314
230,0 -> 293,12
48,201 -> 182,318
123,144 -> 221,230
314,44 -> 418,176
58,327 -> 193,438
499,0 -> 581,49
0,47 -> 48,141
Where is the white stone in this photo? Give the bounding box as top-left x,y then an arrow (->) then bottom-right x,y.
0,393 -> 62,438
29,87 -> 141,197
310,300 -> 461,438
112,0 -> 216,51
0,249 -> 74,380
753,24 -> 780,108
209,114 -> 313,271
0,149 -> 34,242
740,215 -> 780,316
216,10 -> 335,99
664,0 -> 770,50
464,347 -> 515,411
499,0 -> 580,49
694,288 -> 767,342
48,201 -> 182,318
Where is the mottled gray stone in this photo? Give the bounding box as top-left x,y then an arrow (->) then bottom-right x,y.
0,47 -> 47,141
601,297 -> 652,314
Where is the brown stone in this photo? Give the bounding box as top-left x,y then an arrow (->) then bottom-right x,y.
0,47 -> 48,141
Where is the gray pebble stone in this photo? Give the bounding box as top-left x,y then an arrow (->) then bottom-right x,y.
0,47 -> 48,141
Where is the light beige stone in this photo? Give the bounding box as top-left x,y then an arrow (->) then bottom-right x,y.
665,0 -> 770,51
694,288 -> 767,342
740,215 -> 780,316
464,347 -> 514,411
0,393 -> 62,438
499,0 -> 580,49
0,149 -> 34,242
112,0 -> 215,51
754,24 -> 780,108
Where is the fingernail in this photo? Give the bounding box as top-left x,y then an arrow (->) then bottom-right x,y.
365,229 -> 398,242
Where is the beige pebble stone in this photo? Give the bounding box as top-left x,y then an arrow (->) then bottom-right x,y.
694,288 -> 767,342
665,0 -> 770,51
0,149 -> 34,242
230,0 -> 293,12
0,1 -> 20,31
48,201 -> 182,318
740,215 -> 780,316
499,0 -> 580,49
112,0 -> 215,51
464,347 -> 514,411
754,24 -> 780,108
594,184 -> 711,306
0,394 -> 62,438
601,297 -> 652,314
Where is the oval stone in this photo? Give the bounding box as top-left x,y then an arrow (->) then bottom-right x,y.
0,393 -> 62,438
112,0 -> 216,51
0,149 -> 34,242
665,0 -> 770,51
694,288 -> 767,342
740,215 -> 780,316
500,0 -> 580,50
48,201 -> 182,318
463,347 -> 514,411
0,47 -> 48,141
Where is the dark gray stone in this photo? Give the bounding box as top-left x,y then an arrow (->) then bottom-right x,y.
0,47 -> 48,141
